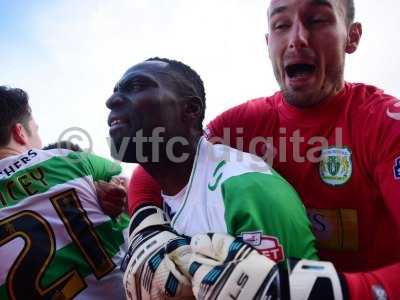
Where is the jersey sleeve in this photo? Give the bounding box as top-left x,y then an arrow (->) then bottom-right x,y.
127,166 -> 162,215
346,91 -> 400,299
206,99 -> 254,147
344,263 -> 400,300
78,152 -> 122,182
365,97 -> 400,299
372,104 -> 400,231
221,171 -> 318,261
205,104 -> 240,143
206,97 -> 273,152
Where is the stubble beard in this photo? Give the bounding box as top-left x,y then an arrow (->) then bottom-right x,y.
277,62 -> 345,108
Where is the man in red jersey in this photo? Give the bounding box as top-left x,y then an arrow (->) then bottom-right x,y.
128,0 -> 400,299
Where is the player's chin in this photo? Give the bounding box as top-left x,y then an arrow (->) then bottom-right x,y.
111,141 -> 142,163
282,88 -> 322,108
109,134 -> 127,159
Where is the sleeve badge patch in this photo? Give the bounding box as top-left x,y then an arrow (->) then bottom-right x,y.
241,231 -> 284,262
393,157 -> 400,180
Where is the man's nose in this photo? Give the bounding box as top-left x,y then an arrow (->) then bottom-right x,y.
106,94 -> 125,109
288,21 -> 309,49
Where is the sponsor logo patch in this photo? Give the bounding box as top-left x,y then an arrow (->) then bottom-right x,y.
307,208 -> 359,251
319,147 -> 352,186
241,231 -> 284,262
394,157 -> 400,180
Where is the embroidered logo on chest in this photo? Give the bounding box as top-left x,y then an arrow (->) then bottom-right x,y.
319,147 -> 352,186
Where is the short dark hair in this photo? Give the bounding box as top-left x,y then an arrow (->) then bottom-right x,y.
346,0 -> 355,25
43,140 -> 83,152
0,86 -> 32,147
146,57 -> 206,130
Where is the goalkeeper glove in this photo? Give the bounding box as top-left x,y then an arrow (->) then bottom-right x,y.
121,205 -> 194,300
188,233 -> 348,300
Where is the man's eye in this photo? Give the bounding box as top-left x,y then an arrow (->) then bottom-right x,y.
274,23 -> 290,30
124,81 -> 147,92
309,16 -> 329,25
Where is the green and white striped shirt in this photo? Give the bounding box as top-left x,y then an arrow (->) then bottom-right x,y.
0,148 -> 128,300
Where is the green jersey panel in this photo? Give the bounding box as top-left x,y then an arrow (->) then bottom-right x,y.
222,172 -> 318,260
0,149 -> 127,300
72,152 -> 122,182
167,138 -> 318,263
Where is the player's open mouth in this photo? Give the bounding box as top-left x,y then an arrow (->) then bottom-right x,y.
285,64 -> 316,79
108,115 -> 129,131
110,119 -> 125,126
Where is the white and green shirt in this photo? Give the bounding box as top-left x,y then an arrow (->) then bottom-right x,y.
0,149 -> 129,300
164,138 -> 317,262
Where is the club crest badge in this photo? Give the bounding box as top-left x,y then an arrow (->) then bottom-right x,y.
319,147 -> 352,186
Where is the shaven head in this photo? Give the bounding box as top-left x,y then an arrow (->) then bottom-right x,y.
146,57 -> 206,130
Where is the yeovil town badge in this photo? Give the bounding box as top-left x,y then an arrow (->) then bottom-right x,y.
319,147 -> 352,186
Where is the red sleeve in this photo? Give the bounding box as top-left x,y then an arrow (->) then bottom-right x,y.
205,100 -> 247,145
206,96 -> 276,156
372,99 -> 400,231
345,94 -> 400,300
127,166 -> 162,215
344,263 -> 400,299
365,94 -> 400,258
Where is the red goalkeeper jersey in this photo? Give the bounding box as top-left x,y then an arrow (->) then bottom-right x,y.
207,82 -> 400,273
128,82 -> 400,298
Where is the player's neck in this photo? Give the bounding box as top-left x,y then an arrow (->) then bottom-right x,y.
0,146 -> 24,160
143,135 -> 201,196
143,154 -> 195,196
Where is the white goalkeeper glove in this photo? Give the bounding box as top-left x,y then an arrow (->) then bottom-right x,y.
121,205 -> 195,300
187,233 -> 348,300
188,233 -> 285,299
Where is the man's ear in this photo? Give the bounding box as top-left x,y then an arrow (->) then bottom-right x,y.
182,96 -> 203,125
11,123 -> 28,145
265,33 -> 273,60
345,22 -> 362,54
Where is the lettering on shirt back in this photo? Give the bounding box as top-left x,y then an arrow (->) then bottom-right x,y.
0,150 -> 38,178
0,150 -> 48,207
